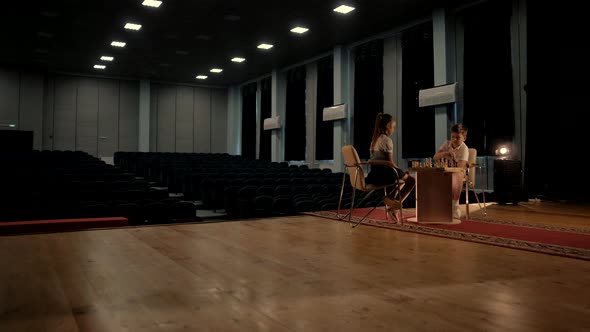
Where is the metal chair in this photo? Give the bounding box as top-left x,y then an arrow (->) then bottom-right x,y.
465,148 -> 487,219
337,145 -> 404,228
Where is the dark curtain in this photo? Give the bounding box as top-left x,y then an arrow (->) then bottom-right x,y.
259,77 -> 272,161
284,65 -> 307,161
525,1 -> 586,200
315,56 -> 334,160
401,22 -> 435,159
353,39 -> 384,160
241,82 -> 257,160
462,0 -> 514,158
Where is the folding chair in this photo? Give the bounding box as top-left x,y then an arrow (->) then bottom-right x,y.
465,148 -> 487,219
337,145 -> 404,228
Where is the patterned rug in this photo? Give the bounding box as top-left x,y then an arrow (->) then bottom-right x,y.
305,208 -> 590,261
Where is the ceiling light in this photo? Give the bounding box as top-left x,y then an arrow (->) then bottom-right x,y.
333,5 -> 355,14
100,56 -> 114,61
195,75 -> 208,80
290,27 -> 309,34
142,0 -> 162,8
0,124 -> 16,128
94,65 -> 106,69
111,41 -> 126,47
257,43 -> 273,50
36,31 -> 54,38
124,23 -> 142,30
210,68 -> 223,73
231,57 -> 245,63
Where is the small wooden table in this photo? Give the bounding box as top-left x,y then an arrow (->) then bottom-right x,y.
406,167 -> 464,224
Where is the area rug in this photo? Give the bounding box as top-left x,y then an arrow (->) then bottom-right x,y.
306,208 -> 590,261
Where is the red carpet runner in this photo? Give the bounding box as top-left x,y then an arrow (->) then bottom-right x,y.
306,208 -> 590,261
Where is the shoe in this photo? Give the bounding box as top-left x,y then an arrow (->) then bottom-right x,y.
453,204 -> 461,219
384,197 -> 402,223
383,197 -> 402,210
385,206 -> 399,223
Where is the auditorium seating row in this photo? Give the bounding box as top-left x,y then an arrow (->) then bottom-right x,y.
114,151 -> 385,219
0,150 -> 199,223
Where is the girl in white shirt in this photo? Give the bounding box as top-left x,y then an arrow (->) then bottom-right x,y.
365,113 -> 415,215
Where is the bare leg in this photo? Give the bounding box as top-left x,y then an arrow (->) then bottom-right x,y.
399,174 -> 415,202
451,172 -> 463,201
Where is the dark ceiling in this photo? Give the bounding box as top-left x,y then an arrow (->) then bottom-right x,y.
1,0 -> 470,87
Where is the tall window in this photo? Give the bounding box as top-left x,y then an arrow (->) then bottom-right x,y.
401,22 -> 435,159
315,56 -> 334,160
462,0 -> 514,156
259,77 -> 272,161
241,82 -> 257,160
284,66 -> 306,161
353,39 -> 384,160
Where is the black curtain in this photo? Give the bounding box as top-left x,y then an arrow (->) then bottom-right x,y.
525,1 -> 586,200
284,66 -> 307,161
353,39 -> 384,160
259,77 -> 272,161
462,0 -> 514,157
401,22 -> 435,159
241,82 -> 257,160
315,56 -> 334,160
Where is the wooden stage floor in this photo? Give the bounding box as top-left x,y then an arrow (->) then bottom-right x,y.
1,200 -> 589,331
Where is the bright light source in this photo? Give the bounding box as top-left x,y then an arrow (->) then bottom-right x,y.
94,64 -> 106,69
231,57 -> 246,63
257,43 -> 273,50
100,56 -> 114,61
0,124 -> 16,128
195,75 -> 208,79
210,68 -> 223,73
333,5 -> 355,14
495,145 -> 512,159
142,0 -> 162,8
124,23 -> 142,30
290,27 -> 309,34
111,41 -> 126,47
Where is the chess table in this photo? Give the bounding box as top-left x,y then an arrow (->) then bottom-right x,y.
407,166 -> 464,224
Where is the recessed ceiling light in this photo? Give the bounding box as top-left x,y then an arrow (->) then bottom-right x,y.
40,11 -> 59,18
142,0 -> 162,8
333,5 -> 355,14
231,57 -> 246,63
111,41 -> 126,47
100,56 -> 114,61
196,75 -> 208,80
94,65 -> 106,69
124,23 -> 142,30
37,31 -> 54,38
290,27 -> 309,34
210,68 -> 223,73
223,15 -> 241,21
257,43 -> 273,50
